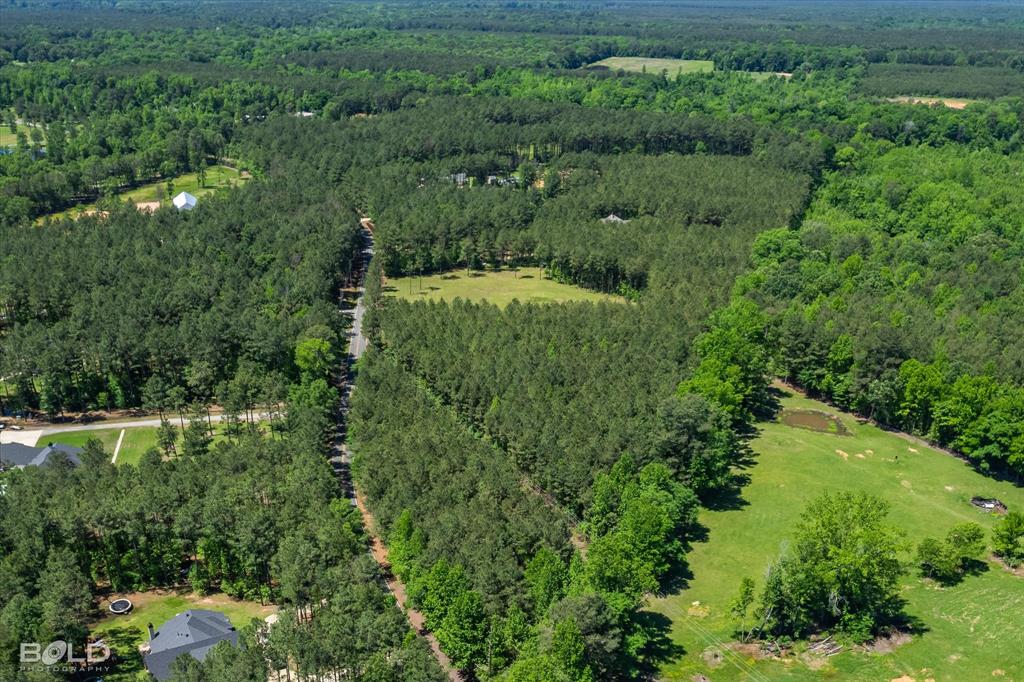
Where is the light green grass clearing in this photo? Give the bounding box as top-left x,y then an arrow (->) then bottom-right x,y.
385,268 -> 623,307
589,57 -> 715,75
0,121 -> 34,148
38,419 -> 269,467
38,165 -> 248,223
91,590 -> 275,681
649,390 -> 1024,681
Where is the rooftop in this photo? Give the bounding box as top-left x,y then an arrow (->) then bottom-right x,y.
144,609 -> 239,680
0,442 -> 82,469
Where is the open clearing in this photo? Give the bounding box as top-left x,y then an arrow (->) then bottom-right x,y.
385,269 -> 623,307
0,120 -> 35,148
649,390 -> 1024,681
588,56 -> 715,75
91,589 -> 275,681
39,419 -> 269,466
887,96 -> 977,110
38,165 -> 248,222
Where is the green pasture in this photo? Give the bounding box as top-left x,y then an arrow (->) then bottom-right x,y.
384,269 -> 623,307
650,391 -> 1024,682
38,165 -> 247,223
588,57 -> 715,75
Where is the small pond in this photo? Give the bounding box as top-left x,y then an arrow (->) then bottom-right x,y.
779,409 -> 851,436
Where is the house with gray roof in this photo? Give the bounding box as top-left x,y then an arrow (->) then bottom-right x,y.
0,442 -> 82,470
143,609 -> 239,680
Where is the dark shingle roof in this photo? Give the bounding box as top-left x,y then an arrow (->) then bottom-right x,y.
144,610 -> 239,681
0,442 -> 82,469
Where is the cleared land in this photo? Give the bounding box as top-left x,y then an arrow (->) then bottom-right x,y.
385,269 -> 623,307
649,390 -> 1024,682
39,419 -> 269,466
588,57 -> 715,75
91,590 -> 275,681
0,121 -> 34,148
887,96 -> 976,110
39,165 -> 248,222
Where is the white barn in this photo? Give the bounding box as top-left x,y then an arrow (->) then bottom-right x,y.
172,191 -> 198,211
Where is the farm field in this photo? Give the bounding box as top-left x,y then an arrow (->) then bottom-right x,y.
38,165 -> 248,222
384,268 -> 624,307
588,56 -> 715,75
91,590 -> 276,681
39,419 -> 271,466
649,389 -> 1024,682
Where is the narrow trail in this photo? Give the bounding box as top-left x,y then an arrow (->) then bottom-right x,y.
334,224 -> 464,682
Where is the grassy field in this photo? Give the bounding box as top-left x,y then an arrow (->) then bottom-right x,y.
649,389 -> 1024,682
588,56 -> 715,75
39,165 -> 247,222
385,269 -> 623,307
39,419 -> 269,467
0,121 -> 34,148
91,589 -> 275,680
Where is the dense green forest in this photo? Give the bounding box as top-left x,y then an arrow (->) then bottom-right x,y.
1,1 -> 1023,680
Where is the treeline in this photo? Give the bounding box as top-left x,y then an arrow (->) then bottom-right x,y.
0,164 -> 362,417
368,294 -> 757,512
859,63 -> 1024,99
368,153 -> 809,338
741,145 -> 1024,478
7,49 -> 1021,224
0,61 -> 422,222
349,351 -> 706,679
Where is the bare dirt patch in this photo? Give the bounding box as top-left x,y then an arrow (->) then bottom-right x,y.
868,630 -> 912,654
780,408 -> 851,435
702,647 -> 724,668
887,96 -> 973,109
991,554 -> 1024,578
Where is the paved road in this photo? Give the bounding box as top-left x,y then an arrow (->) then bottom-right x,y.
332,227 -> 462,681
0,413 -> 269,445
345,232 -> 374,360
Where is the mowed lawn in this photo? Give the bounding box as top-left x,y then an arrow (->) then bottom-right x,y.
649,390 -> 1024,682
385,269 -> 623,307
39,419 -> 269,467
0,120 -> 35,148
92,590 -> 275,681
588,56 -> 715,75
39,165 -> 248,222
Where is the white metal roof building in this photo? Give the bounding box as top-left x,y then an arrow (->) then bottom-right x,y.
172,191 -> 198,211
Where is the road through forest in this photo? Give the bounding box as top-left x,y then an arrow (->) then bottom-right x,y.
335,225 -> 463,682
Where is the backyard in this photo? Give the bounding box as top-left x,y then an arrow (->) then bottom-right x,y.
91,589 -> 276,681
39,419 -> 271,466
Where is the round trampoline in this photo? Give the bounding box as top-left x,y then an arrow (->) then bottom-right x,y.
109,598 -> 133,615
